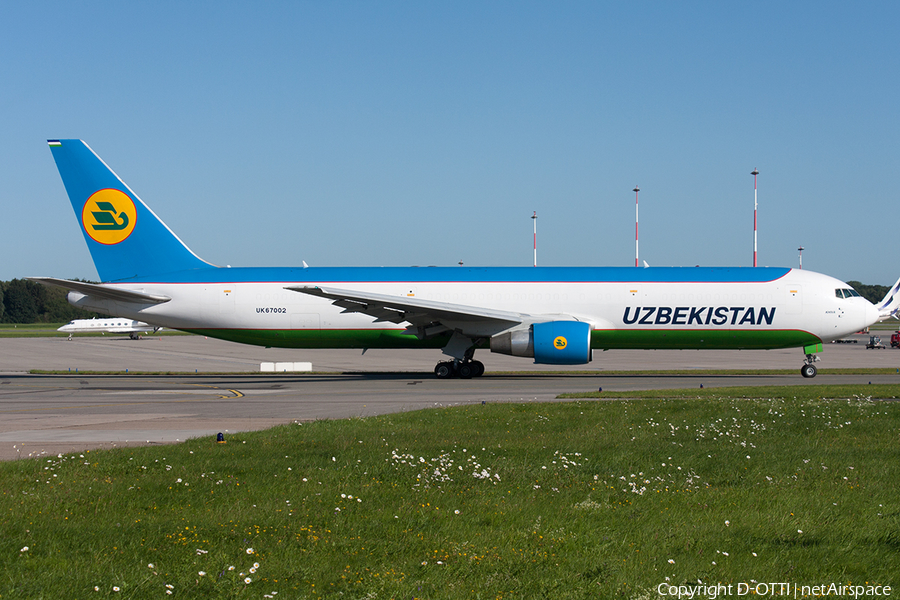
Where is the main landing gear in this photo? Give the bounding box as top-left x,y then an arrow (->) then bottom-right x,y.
434,360 -> 485,379
800,353 -> 819,378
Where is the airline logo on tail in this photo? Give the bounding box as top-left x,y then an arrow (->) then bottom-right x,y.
81,189 -> 137,245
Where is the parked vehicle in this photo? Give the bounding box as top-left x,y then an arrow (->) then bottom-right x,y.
867,336 -> 886,349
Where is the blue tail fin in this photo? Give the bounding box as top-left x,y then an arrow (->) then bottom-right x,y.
47,139 -> 212,282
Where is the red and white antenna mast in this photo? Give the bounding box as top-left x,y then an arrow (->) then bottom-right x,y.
752,168 -> 759,267
531,211 -> 537,267
633,185 -> 640,267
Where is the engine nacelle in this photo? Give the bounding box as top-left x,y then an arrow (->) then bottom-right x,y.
490,321 -> 592,365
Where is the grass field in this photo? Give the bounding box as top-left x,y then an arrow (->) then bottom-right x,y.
2,386 -> 899,598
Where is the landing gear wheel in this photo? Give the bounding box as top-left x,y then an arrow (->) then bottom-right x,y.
458,363 -> 474,379
800,364 -> 817,378
434,362 -> 454,379
470,360 -> 485,377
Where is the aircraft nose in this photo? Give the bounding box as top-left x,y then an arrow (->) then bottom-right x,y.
865,301 -> 880,327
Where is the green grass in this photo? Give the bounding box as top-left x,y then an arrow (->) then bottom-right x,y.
560,383 -> 900,399
2,387 -> 899,598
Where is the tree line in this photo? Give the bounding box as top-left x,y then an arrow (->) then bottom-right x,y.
846,281 -> 890,305
0,279 -> 100,324
0,278 -> 892,324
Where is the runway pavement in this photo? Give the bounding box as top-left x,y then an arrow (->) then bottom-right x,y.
1,334 -> 899,460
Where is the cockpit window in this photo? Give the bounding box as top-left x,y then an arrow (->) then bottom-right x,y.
835,288 -> 861,299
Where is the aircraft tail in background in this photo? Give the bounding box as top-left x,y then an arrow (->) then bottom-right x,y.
876,275 -> 900,321
46,139 -> 212,282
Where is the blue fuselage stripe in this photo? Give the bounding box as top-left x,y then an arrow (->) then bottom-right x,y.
115,266 -> 792,285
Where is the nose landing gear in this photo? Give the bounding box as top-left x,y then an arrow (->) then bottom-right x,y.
800,353 -> 819,378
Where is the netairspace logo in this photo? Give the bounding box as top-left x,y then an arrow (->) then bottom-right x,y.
655,582 -> 892,598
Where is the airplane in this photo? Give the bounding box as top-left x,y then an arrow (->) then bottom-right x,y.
57,317 -> 161,340
29,139 -> 900,379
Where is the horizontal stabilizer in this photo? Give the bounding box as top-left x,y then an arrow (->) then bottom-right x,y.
28,277 -> 171,304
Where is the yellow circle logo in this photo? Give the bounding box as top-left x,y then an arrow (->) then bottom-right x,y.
81,189 -> 137,245
554,336 -> 568,350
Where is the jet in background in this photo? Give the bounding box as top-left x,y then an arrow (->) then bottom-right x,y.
57,317 -> 161,340
30,140 -> 900,378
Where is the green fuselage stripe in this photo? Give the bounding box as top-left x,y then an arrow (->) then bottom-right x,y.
185,328 -> 820,351
591,329 -> 821,350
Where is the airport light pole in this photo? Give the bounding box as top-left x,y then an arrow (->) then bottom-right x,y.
752,168 -> 759,267
633,186 -> 640,267
532,211 -> 537,267
798,246 -> 804,270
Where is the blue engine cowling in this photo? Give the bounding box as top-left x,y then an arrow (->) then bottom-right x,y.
490,321 -> 592,365
533,321 -> 592,365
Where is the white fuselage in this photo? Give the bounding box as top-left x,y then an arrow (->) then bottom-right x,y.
66,267 -> 878,351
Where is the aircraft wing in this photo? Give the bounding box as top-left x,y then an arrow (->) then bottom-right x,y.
28,277 -> 171,304
285,285 -> 524,338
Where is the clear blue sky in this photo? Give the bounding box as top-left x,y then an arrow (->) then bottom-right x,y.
2,2 -> 898,284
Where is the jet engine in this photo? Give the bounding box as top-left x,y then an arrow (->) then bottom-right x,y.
490,321 -> 592,365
